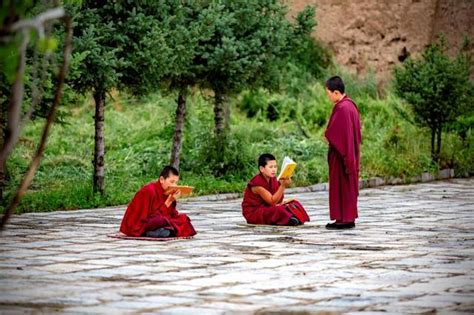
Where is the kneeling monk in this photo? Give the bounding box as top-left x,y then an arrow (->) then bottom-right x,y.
242,153 -> 310,226
120,165 -> 196,238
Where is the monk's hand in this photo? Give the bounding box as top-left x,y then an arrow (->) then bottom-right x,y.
167,190 -> 180,202
280,178 -> 292,187
165,190 -> 180,207
172,190 -> 181,200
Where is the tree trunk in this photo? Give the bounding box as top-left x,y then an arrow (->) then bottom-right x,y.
223,95 -> 231,132
214,90 -> 225,139
170,88 -> 187,170
435,125 -> 442,164
0,160 -> 5,204
0,108 -> 6,204
222,95 -> 230,132
93,90 -> 106,195
430,127 -> 436,163
213,91 -> 230,176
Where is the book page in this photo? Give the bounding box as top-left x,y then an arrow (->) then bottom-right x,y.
277,156 -> 296,180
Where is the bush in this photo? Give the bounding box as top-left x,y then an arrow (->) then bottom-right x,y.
393,36 -> 473,163
290,36 -> 332,79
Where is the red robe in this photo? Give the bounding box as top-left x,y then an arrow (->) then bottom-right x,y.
120,181 -> 196,237
325,95 -> 361,222
241,173 -> 310,225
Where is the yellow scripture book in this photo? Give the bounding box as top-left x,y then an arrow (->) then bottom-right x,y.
165,185 -> 194,197
277,156 -> 297,180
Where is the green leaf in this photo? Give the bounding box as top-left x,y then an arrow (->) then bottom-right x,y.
37,37 -> 59,54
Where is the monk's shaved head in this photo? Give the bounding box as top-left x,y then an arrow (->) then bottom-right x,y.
326,76 -> 345,94
258,153 -> 276,168
160,165 -> 179,179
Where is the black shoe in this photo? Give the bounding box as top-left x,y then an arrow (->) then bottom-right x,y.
288,216 -> 301,226
145,228 -> 171,238
325,222 -> 355,230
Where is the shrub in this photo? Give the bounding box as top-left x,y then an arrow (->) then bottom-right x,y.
393,36 -> 473,163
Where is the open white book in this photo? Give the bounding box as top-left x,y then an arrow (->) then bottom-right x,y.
277,156 -> 297,180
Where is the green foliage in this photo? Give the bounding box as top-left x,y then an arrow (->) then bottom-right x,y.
105,2 -> 212,95
37,37 -> 58,54
288,6 -> 331,80
200,1 -> 310,93
289,36 -> 332,80
1,2 -> 75,122
66,1 -> 194,95
66,3 -> 123,95
237,81 -> 332,132
394,38 -> 472,127
393,36 -> 473,161
0,1 -> 34,83
448,113 -> 474,141
0,42 -> 20,84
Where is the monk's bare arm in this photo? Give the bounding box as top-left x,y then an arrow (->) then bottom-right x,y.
251,178 -> 291,206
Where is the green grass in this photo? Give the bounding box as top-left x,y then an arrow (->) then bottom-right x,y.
3,77 -> 473,213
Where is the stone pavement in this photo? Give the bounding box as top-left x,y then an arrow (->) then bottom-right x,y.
0,178 -> 473,314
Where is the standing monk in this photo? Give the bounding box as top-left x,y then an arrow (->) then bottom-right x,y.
324,76 -> 361,230
120,165 -> 196,238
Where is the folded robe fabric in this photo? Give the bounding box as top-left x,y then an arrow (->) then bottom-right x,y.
107,232 -> 193,241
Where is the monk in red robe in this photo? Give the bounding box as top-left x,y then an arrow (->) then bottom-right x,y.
120,165 -> 196,238
242,153 -> 310,226
324,76 -> 361,229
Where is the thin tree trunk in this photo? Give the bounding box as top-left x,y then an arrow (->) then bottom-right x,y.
0,16 -> 72,230
214,90 -> 225,139
93,90 -> 106,195
224,95 -> 231,132
431,127 -> 436,163
213,91 -> 229,176
435,125 -> 442,164
0,162 -> 5,204
170,88 -> 187,170
0,107 -> 6,203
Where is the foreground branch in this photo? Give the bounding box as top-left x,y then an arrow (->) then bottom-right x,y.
0,7 -> 67,173
10,7 -> 65,38
0,16 -> 72,230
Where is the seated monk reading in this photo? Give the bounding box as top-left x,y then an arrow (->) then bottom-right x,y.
120,165 -> 197,238
241,153 -> 310,226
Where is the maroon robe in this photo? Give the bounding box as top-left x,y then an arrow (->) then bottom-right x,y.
120,181 -> 196,237
325,95 -> 361,223
241,173 -> 310,225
